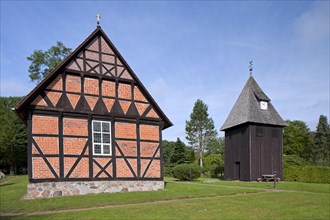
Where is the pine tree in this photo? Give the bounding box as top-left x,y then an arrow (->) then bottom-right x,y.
185,99 -> 217,167
170,138 -> 186,164
314,115 -> 330,165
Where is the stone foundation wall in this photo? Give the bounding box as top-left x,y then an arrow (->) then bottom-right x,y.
25,180 -> 164,199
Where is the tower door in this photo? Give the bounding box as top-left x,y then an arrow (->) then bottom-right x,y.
235,162 -> 240,180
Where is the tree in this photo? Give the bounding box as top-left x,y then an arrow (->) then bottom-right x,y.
185,99 -> 217,167
283,120 -> 313,160
163,140 -> 173,166
170,138 -> 186,164
27,41 -> 72,83
206,137 -> 224,156
163,139 -> 194,166
314,115 -> 330,165
0,97 -> 27,174
184,145 -> 196,164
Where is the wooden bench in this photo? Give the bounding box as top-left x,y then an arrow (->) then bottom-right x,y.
257,175 -> 280,182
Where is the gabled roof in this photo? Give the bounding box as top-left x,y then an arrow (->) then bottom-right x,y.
15,26 -> 172,129
221,76 -> 286,131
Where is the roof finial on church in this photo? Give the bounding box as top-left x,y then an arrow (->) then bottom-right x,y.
96,13 -> 101,27
249,60 -> 253,76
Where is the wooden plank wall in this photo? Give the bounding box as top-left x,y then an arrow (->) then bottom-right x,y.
250,124 -> 283,180
224,125 -> 250,181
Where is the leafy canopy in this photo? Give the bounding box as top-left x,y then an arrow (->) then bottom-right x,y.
283,120 -> 313,157
27,41 -> 72,83
0,97 -> 27,174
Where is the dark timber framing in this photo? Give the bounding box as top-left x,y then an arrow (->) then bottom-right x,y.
16,26 -> 172,183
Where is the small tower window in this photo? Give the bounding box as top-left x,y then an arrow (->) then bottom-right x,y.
256,127 -> 263,137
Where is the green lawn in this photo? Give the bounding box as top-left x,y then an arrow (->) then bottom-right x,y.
0,175 -> 260,213
165,177 -> 330,193
1,175 -> 329,219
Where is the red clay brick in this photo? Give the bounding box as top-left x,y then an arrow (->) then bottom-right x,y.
134,86 -> 147,102
102,80 -> 115,97
115,122 -> 136,139
116,158 -> 137,177
118,83 -> 131,100
93,158 -> 113,178
85,95 -> 98,110
47,75 -> 63,91
32,157 -> 59,179
34,137 -> 59,155
146,108 -> 159,118
103,98 -> 115,112
116,140 -> 137,157
32,95 -> 48,106
64,157 -> 89,178
119,100 -> 131,114
32,115 -> 58,135
66,75 -> 81,93
141,159 -> 160,178
63,117 -> 88,136
63,138 -> 88,155
140,142 -> 159,157
46,91 -> 62,106
67,94 -> 80,109
135,103 -> 149,116
140,124 -> 159,141
84,77 -> 99,95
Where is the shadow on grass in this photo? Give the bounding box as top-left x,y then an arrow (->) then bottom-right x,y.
0,183 -> 14,187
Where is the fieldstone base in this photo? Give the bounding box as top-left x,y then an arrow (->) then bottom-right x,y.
24,180 -> 164,199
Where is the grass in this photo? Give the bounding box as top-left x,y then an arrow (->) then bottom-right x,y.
0,176 -> 16,183
165,177 -> 330,193
0,175 -> 260,213
0,175 -> 329,219
4,191 -> 330,220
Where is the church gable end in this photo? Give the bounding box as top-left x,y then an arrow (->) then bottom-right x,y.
15,26 -> 172,198
19,27 -> 170,127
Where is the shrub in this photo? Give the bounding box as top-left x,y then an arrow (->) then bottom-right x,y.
210,164 -> 224,178
201,166 -> 210,177
164,165 -> 174,176
283,155 -> 309,167
284,165 -> 330,184
173,164 -> 201,181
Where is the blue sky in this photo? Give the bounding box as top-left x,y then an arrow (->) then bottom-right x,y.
1,1 -> 329,142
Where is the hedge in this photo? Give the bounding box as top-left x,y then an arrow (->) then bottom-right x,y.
284,165 -> 330,184
173,164 -> 201,181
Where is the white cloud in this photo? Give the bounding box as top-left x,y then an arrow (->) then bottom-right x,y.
293,2 -> 330,48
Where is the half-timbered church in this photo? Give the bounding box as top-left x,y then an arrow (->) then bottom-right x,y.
221,74 -> 286,181
15,25 -> 172,198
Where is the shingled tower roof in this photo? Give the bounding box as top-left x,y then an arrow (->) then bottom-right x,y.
221,76 -> 286,130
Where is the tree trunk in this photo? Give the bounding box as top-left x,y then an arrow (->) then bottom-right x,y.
199,131 -> 203,168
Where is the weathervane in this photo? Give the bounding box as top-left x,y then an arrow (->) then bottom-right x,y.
96,13 -> 101,26
249,61 -> 253,76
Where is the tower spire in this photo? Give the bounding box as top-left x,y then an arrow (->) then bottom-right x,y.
249,61 -> 253,76
96,13 -> 101,27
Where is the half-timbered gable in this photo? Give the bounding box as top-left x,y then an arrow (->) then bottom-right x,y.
15,26 -> 172,198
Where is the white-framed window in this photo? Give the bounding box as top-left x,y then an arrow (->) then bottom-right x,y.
92,120 -> 111,155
